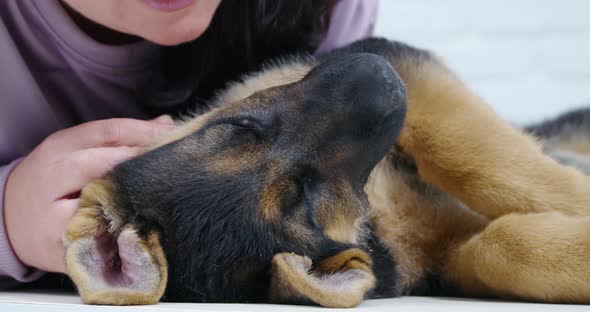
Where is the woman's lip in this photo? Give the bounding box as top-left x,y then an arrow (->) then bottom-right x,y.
142,0 -> 195,12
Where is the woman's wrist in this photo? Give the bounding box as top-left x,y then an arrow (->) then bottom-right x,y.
0,158 -> 44,284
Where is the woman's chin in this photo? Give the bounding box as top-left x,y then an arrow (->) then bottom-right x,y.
140,19 -> 212,46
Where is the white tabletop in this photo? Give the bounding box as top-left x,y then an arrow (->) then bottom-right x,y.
0,291 -> 587,312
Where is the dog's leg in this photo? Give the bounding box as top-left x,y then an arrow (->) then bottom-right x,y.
341,39 -> 590,301
391,62 -> 590,301
444,211 -> 590,302
395,59 -> 590,218
351,39 -> 590,218
328,39 -> 590,218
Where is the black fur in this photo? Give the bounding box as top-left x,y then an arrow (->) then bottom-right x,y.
525,107 -> 590,139
408,272 -> 461,297
318,37 -> 432,67
366,227 -> 399,298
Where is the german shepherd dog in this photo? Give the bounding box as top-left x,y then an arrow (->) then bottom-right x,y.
62,38 -> 590,307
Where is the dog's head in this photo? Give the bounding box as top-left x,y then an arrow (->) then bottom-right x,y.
64,53 -> 406,307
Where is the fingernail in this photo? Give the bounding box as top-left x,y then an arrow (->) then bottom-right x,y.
124,147 -> 142,161
155,124 -> 178,138
110,147 -> 140,166
152,115 -> 176,125
124,146 -> 142,156
162,124 -> 178,131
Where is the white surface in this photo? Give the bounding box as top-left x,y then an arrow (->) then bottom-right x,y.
375,0 -> 590,124
0,291 -> 588,312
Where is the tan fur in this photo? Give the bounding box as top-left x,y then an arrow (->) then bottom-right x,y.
319,184 -> 367,245
260,156 -> 367,245
362,51 -> 590,303
206,143 -> 265,174
64,178 -> 168,305
260,177 -> 295,222
64,179 -> 117,244
270,251 -> 375,308
314,248 -> 373,274
447,213 -> 590,302
366,159 -> 489,291
323,216 -> 367,245
211,61 -> 312,106
147,114 -> 211,151
551,136 -> 590,155
389,57 -> 590,219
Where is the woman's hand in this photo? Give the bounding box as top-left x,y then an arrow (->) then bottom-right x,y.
4,116 -> 176,273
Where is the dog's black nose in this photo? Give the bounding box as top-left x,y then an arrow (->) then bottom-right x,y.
336,53 -> 406,122
290,52 -> 406,183
304,52 -> 406,131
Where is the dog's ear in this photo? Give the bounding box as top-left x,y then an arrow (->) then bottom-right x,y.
270,248 -> 375,308
63,179 -> 167,305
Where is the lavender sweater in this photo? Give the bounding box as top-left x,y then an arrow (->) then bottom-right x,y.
0,0 -> 378,286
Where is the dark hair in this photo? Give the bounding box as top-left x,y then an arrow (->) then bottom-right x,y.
143,0 -> 337,116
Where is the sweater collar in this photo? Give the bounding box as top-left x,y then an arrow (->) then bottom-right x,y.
26,0 -> 160,73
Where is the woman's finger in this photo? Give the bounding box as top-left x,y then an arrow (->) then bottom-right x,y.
47,118 -> 176,153
44,198 -> 81,273
151,114 -> 176,125
50,146 -> 140,198
56,198 -> 81,227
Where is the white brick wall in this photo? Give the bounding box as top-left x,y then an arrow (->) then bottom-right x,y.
374,0 -> 590,124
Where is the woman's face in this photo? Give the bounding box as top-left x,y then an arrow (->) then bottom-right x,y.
61,0 -> 222,45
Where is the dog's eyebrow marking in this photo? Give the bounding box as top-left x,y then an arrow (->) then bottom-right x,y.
146,113 -> 212,151
260,177 -> 293,222
212,61 -> 313,106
